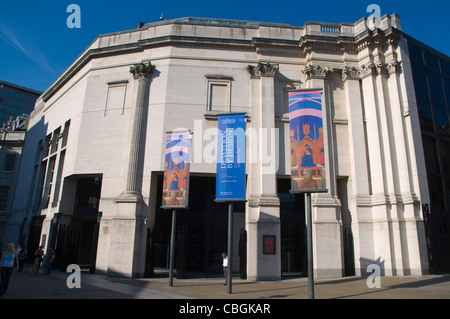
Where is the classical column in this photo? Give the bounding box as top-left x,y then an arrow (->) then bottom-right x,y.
391,40 -> 430,275
359,59 -> 396,276
246,62 -> 281,281
107,62 -> 153,278
342,66 -> 370,197
385,58 -> 414,198
359,62 -> 387,198
386,55 -> 428,275
120,62 -> 154,200
341,66 -> 371,276
302,64 -> 343,278
302,65 -> 336,197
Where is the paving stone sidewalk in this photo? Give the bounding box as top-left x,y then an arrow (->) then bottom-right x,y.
2,265 -> 450,299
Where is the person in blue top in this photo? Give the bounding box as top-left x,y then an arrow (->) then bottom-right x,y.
0,243 -> 18,296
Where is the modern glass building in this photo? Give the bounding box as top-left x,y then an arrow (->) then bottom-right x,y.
0,80 -> 41,127
406,35 -> 450,273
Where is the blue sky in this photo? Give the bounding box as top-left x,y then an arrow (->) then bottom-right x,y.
1,0 -> 449,93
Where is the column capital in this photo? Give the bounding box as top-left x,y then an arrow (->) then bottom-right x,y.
302,65 -> 333,80
386,59 -> 402,75
246,62 -> 279,79
359,62 -> 377,79
341,66 -> 360,82
130,62 -> 154,80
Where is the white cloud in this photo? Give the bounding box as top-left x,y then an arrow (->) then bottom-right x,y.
0,22 -> 57,76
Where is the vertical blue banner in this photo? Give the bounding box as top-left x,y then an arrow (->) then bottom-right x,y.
216,113 -> 246,201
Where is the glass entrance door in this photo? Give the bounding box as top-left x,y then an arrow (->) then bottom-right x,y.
152,175 -> 229,277
278,178 -> 307,276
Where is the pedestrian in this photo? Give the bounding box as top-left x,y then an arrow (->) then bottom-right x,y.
17,244 -> 27,272
44,247 -> 55,274
31,246 -> 44,274
222,252 -> 228,285
0,243 -> 19,296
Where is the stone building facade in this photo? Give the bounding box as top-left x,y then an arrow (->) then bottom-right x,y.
5,14 -> 431,279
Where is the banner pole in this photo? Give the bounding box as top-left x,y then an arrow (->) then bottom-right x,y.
227,202 -> 233,294
306,192 -> 314,299
169,208 -> 177,287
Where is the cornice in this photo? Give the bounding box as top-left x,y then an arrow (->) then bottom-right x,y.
300,26 -> 402,54
41,21 -> 404,103
42,35 -> 254,102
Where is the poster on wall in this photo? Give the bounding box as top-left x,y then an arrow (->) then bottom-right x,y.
161,131 -> 192,208
288,89 -> 328,193
216,113 -> 246,201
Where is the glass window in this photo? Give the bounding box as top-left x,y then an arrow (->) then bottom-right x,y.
440,140 -> 450,176
422,135 -> 441,175
428,176 -> 446,211
408,43 -> 424,65
444,78 -> 450,109
447,177 -> 450,198
435,106 -> 450,136
417,99 -> 434,132
429,73 -> 446,107
441,59 -> 450,77
0,185 -> 9,210
411,64 -> 430,101
4,154 -> 16,171
0,89 -> 38,104
425,51 -> 440,72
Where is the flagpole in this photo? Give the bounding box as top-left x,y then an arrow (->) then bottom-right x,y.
306,192 -> 314,299
227,202 -> 233,294
169,208 -> 177,287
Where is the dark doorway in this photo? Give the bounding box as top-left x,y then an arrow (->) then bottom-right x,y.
278,178 -> 307,277
26,216 -> 45,263
151,175 -> 231,277
338,177 -> 355,276
54,176 -> 102,271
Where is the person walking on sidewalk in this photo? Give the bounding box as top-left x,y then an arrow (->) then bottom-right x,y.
31,246 -> 44,274
16,244 -> 27,272
222,253 -> 228,285
44,247 -> 55,274
0,243 -> 19,296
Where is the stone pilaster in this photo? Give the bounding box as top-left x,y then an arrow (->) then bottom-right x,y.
341,66 -> 371,277
246,62 -> 281,280
302,64 -> 343,278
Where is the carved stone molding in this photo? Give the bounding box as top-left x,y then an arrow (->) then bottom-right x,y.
130,62 -> 154,80
386,59 -> 402,75
359,59 -> 401,79
248,194 -> 280,208
341,66 -> 360,82
359,62 -> 377,79
302,65 -> 333,80
375,61 -> 389,76
246,63 -> 279,78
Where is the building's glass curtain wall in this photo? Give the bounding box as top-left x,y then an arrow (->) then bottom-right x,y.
407,36 -> 450,272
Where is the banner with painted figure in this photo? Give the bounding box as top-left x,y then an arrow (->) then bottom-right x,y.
288,89 -> 328,193
216,113 -> 246,201
162,131 -> 192,208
